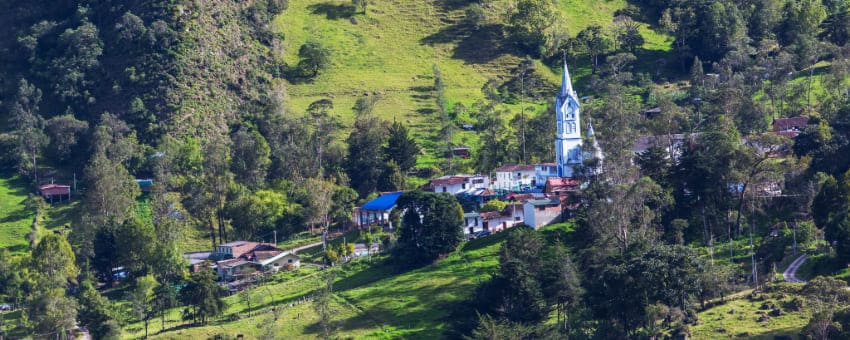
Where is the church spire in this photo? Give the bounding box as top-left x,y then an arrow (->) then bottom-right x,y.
558,60 -> 574,100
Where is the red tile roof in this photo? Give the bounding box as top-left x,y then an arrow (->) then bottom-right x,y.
429,175 -> 472,187
39,184 -> 70,196
772,117 -> 809,132
495,164 -> 536,172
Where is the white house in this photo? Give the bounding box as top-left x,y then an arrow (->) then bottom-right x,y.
494,164 -> 536,192
356,192 -> 403,228
427,174 -> 489,195
462,204 -> 525,237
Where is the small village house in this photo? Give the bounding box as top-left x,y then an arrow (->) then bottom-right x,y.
544,177 -> 580,196
39,183 -> 71,203
211,241 -> 300,281
135,178 -> 154,192
426,174 -> 489,195
523,197 -> 566,229
462,203 -> 524,237
355,191 -> 403,228
533,163 -> 559,188
772,116 -> 809,138
493,164 -> 536,192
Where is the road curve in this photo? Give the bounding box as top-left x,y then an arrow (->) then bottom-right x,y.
783,254 -> 808,283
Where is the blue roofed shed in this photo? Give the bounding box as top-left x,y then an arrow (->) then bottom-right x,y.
357,192 -> 403,228
136,179 -> 154,192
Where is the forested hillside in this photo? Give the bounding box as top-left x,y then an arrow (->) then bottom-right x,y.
1,0 -> 850,338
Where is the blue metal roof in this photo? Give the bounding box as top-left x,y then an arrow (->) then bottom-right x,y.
361,192 -> 403,211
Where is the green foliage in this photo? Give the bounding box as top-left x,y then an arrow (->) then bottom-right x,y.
508,0 -> 558,57
126,274 -> 158,338
394,191 -> 464,265
230,126 -> 271,188
345,114 -> 387,197
384,120 -> 420,173
479,199 -> 507,213
297,40 -> 331,78
31,233 -> 78,289
179,270 -> 226,324
226,187 -> 289,240
78,279 -> 122,339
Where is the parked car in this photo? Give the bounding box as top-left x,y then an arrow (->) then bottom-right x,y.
473,230 -> 492,238
0,303 -> 11,311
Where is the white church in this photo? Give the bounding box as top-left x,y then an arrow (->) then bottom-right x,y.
493,61 -> 601,191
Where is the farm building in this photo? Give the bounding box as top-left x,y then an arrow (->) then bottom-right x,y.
39,184 -> 71,203
355,191 -> 403,228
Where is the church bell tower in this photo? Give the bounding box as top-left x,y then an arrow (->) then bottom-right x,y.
555,61 -> 582,177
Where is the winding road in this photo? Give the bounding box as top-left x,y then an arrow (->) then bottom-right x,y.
783,254 -> 808,283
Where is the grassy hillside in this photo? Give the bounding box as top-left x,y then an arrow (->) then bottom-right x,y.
692,284 -> 809,339
274,0 -> 671,166
124,223 -> 576,338
0,175 -> 33,254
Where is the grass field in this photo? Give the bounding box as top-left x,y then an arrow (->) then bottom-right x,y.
692,284 -> 809,339
274,0 -> 672,168
0,174 -> 34,254
126,223 -> 575,338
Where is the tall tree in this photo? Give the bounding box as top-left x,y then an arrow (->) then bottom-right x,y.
230,126 -> 270,188
298,41 -> 330,77
45,112 -> 89,163
345,114 -> 387,197
576,25 -> 611,73
384,120 -> 420,174
508,0 -> 557,55
77,127 -> 140,257
126,274 -> 158,338
393,191 -> 464,265
179,270 -> 225,324
305,178 -> 337,234
7,79 -> 48,183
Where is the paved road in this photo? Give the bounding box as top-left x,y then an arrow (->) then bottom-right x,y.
783,254 -> 808,283
289,241 -> 323,254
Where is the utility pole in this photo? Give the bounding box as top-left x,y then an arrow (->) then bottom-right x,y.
520,65 -> 526,164
274,230 -> 277,245
790,221 -> 797,255
750,199 -> 757,286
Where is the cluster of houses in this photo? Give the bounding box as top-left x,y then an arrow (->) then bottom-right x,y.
354,169 -> 580,239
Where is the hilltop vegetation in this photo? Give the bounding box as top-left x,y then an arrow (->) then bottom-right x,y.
1,0 -> 850,338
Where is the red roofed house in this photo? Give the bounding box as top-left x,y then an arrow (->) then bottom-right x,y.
213,241 -> 300,281
772,116 -> 809,138
39,184 -> 71,203
545,177 -> 580,196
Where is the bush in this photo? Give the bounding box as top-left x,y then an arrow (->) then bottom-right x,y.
480,200 -> 507,213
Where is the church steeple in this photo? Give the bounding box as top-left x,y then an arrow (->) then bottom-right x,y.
558,60 -> 574,100
554,61 -> 583,178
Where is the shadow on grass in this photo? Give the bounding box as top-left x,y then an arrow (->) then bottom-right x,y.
415,108 -> 437,115
0,172 -> 33,197
433,0 -> 472,11
421,23 -> 514,65
308,3 -> 356,20
0,208 -> 30,223
5,244 -> 28,253
461,226 -> 519,252
331,276 -> 471,337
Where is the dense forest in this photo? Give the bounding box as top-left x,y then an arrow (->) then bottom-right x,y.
1,0 -> 850,338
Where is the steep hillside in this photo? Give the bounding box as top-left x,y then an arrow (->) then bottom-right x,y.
121,223 -> 576,338
275,0 -> 671,165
